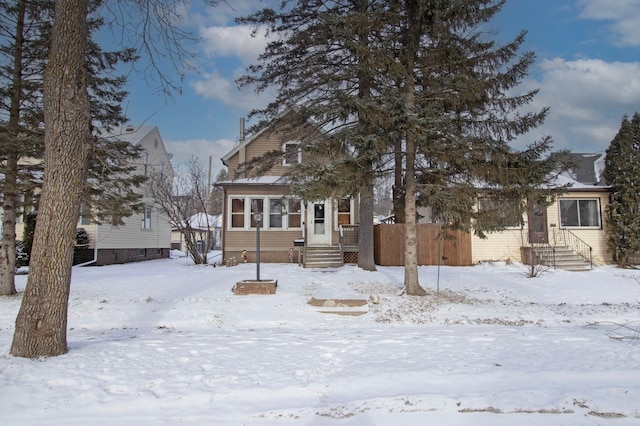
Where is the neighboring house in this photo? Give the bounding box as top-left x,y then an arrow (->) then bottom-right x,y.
14,125 -> 174,265
171,213 -> 222,253
471,153 -> 611,268
217,115 -> 359,266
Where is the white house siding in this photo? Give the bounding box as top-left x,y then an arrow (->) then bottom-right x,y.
549,190 -> 611,264
471,190 -> 612,265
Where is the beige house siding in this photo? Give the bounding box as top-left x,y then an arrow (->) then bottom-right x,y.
472,228 -> 528,263
471,189 -> 612,265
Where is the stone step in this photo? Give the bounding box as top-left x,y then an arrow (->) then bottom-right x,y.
308,297 -> 368,316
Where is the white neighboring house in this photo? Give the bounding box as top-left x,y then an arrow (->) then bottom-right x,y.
171,213 -> 222,254
77,125 -> 174,265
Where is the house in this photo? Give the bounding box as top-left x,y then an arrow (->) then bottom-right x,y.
471,153 -> 611,268
217,116 -> 359,267
13,125 -> 174,265
374,153 -> 612,270
171,213 -> 221,253
71,125 -> 174,265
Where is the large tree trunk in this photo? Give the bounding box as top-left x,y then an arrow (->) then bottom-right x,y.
357,176 -> 376,271
402,0 -> 426,296
11,0 -> 92,358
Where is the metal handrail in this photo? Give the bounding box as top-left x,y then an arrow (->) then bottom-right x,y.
338,225 -> 345,260
530,242 -> 556,269
553,228 -> 593,267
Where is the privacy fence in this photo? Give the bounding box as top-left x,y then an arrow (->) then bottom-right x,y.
374,224 -> 472,266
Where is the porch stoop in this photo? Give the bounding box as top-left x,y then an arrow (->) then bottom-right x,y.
532,246 -> 592,271
303,246 -> 344,268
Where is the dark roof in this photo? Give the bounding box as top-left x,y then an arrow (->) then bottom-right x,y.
567,153 -> 607,186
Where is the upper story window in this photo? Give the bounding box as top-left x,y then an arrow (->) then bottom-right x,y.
283,141 -> 301,166
144,151 -> 150,176
142,206 -> 152,229
79,203 -> 91,225
559,198 -> 601,228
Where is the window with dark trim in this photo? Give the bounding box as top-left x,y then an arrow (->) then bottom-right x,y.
559,199 -> 601,228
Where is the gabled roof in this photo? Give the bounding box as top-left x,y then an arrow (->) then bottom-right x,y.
221,111 -> 301,166
566,153 -> 607,186
101,125 -> 158,145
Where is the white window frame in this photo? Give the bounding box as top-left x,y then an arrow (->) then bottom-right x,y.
282,141 -> 301,166
559,198 -> 602,229
142,206 -> 152,230
227,195 -> 303,230
335,198 -> 355,229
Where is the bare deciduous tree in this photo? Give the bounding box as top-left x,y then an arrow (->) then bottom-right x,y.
149,158 -> 214,265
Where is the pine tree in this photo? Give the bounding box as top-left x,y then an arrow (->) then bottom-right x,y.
0,0 -> 142,295
237,0 -> 396,272
604,113 -> 640,267
239,0 -> 566,294
379,0 -> 567,293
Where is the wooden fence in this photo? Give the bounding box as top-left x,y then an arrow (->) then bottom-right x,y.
374,224 -> 472,266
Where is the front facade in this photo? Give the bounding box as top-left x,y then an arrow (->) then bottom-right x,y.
471,153 -> 612,266
218,116 -> 359,264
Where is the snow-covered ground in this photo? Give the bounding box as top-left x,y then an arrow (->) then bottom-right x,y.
2,253 -> 640,425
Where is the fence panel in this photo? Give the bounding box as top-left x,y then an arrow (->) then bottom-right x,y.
374,224 -> 472,266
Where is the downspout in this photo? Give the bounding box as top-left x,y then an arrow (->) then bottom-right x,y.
75,224 -> 98,267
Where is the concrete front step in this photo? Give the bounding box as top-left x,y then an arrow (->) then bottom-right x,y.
533,246 -> 591,271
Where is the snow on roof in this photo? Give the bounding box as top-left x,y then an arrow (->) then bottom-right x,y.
100,125 -> 157,145
216,176 -> 291,185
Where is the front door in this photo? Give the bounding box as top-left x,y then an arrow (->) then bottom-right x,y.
528,207 -> 549,244
306,200 -> 332,246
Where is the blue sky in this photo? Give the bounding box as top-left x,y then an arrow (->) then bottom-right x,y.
117,0 -> 640,176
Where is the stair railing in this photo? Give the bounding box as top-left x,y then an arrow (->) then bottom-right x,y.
553,228 -> 593,268
530,242 -> 556,269
338,225 -> 345,261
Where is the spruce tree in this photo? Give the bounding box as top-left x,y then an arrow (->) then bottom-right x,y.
238,0 -> 396,272
0,0 -> 143,295
604,113 -> 640,267
239,0 -> 567,294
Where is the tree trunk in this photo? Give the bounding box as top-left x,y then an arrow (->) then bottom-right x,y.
393,137 -> 405,224
11,0 -> 92,358
403,133 -> 426,296
0,153 -> 18,296
357,176 -> 377,271
0,0 -> 28,296
402,0 -> 426,296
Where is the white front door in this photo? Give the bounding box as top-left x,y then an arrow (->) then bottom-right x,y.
306,200 -> 332,246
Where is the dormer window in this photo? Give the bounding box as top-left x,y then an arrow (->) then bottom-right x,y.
283,141 -> 301,166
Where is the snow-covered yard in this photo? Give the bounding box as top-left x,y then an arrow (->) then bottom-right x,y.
2,255 -> 640,425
